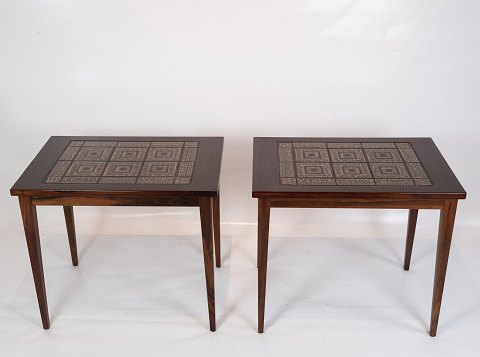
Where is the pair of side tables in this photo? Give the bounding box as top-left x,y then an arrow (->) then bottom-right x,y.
10,136 -> 466,336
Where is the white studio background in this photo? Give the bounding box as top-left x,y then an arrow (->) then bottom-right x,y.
0,1 -> 479,356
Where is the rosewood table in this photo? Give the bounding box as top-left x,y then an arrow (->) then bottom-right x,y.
10,136 -> 223,331
252,137 -> 466,336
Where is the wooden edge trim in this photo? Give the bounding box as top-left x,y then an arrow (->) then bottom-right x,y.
267,198 -> 445,209
32,196 -> 200,207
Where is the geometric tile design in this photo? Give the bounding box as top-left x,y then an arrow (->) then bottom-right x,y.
75,147 -> 113,161
140,162 -> 177,176
297,163 -> 333,177
278,142 -> 432,186
364,148 -> 403,163
333,163 -> 372,178
65,161 -> 106,177
44,140 -> 199,185
146,147 -> 182,161
330,148 -> 366,162
294,148 -> 330,162
110,147 -> 148,161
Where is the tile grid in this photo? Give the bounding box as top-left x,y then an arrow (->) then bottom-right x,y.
278,142 -> 432,186
99,140 -> 118,179
44,140 -> 199,185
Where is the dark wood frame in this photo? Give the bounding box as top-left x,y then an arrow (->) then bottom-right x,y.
253,137 -> 466,336
11,136 -> 223,331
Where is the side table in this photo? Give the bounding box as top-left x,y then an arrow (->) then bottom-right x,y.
252,137 -> 466,336
11,136 -> 223,331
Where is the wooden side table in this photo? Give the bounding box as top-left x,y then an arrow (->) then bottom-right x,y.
10,136 -> 223,331
252,137 -> 466,336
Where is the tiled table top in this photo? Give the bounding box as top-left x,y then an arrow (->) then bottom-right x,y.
278,141 -> 431,186
44,140 -> 199,185
11,136 -> 224,196
252,137 -> 465,198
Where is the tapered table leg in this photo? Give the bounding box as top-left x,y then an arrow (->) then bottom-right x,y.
429,199 -> 458,337
257,223 -> 260,269
199,197 -> 216,332
404,209 -> 418,271
258,198 -> 270,333
63,206 -> 78,266
19,196 -> 50,329
213,194 -> 221,268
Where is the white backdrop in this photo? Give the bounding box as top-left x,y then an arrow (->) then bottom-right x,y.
1,0 -> 479,228
1,1 -> 479,356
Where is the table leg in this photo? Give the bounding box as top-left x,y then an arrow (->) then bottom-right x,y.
403,209 -> 418,271
213,194 -> 221,268
258,198 -> 270,333
18,196 -> 50,329
256,198 -> 265,269
63,206 -> 78,266
429,199 -> 458,337
199,197 -> 216,332
256,202 -> 260,269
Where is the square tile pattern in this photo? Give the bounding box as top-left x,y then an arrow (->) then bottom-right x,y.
279,142 -> 432,186
44,140 -> 199,185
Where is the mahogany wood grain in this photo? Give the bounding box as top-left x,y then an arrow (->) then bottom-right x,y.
257,198 -> 270,333
63,206 -> 78,266
33,196 -> 199,207
11,136 -> 223,197
252,137 -> 466,199
19,196 -> 50,329
430,199 -> 457,337
11,136 -> 223,331
269,198 -> 444,209
199,197 -> 216,332
403,209 -> 418,271
253,137 -> 466,335
213,194 -> 221,268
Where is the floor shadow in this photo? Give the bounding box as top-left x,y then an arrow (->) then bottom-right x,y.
8,233 -> 232,332
258,236 -> 445,333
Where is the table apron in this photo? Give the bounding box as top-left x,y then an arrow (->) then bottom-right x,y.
267,198 -> 445,209
31,196 -> 200,207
